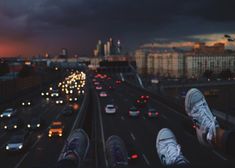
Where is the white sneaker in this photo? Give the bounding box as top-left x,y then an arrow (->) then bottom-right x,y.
156,128 -> 188,166
185,88 -> 219,147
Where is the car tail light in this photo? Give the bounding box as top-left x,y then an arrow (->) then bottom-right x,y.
131,154 -> 138,159
137,111 -> 140,113
137,100 -> 140,103
155,112 -> 159,116
148,112 -> 152,116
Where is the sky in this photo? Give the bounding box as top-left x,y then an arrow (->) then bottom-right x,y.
0,0 -> 235,57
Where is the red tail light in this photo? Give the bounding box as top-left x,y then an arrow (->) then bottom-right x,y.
155,112 -> 159,116
131,154 -> 138,159
148,112 -> 152,116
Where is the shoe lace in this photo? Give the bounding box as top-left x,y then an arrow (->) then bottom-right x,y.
161,141 -> 182,165
192,100 -> 217,141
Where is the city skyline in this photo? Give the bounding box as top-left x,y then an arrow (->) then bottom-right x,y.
1,0 -> 235,57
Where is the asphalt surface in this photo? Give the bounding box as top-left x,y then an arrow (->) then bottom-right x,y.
0,90 -> 84,168
94,79 -> 235,168
1,74 -> 235,168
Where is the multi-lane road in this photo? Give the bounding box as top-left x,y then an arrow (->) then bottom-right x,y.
0,72 -> 235,168
93,76 -> 235,168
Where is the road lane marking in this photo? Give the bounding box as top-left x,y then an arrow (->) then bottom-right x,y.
121,116 -> 125,120
14,105 -> 65,168
142,153 -> 151,166
96,93 -> 109,167
14,134 -> 44,168
213,150 -> 227,161
130,132 -> 136,141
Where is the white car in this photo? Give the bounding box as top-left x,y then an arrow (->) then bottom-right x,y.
99,91 -> 108,97
0,108 -> 17,118
105,104 -> 117,114
96,86 -> 102,90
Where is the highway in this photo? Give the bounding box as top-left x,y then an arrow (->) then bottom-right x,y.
0,72 -> 235,168
94,76 -> 235,168
0,72 -> 87,168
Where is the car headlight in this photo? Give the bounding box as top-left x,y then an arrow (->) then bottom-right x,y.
18,145 -> 23,149
46,92 -> 49,95
22,103 -> 25,105
37,124 -> 40,128
0,114 -> 3,117
4,126 -> 7,129
14,125 -> 17,129
60,100 -> 63,103
28,102 -> 31,105
41,93 -> 44,96
6,146 -> 9,150
27,124 -> 31,128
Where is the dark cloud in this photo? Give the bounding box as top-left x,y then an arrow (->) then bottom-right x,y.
0,0 -> 235,56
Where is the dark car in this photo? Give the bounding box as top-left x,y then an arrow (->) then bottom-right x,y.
134,98 -> 147,108
21,100 -> 32,107
3,118 -> 23,130
105,135 -> 129,168
5,131 -> 30,152
146,108 -> 160,118
26,117 -> 42,130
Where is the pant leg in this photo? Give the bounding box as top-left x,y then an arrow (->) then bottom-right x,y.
222,129 -> 235,156
55,159 -> 77,168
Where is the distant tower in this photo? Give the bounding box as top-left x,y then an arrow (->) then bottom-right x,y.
107,41 -> 111,56
61,48 -> 68,57
117,40 -> 121,54
104,44 -> 108,56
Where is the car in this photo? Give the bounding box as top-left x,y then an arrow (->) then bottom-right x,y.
115,80 -> 122,85
134,99 -> 147,108
96,86 -> 102,90
26,117 -> 42,130
69,97 -> 78,103
41,91 -> 49,97
5,131 -> 30,152
105,104 -> 117,114
48,121 -> 64,137
99,91 -> 108,97
3,118 -> 23,130
21,100 -> 31,107
128,107 -> 140,117
78,89 -> 85,95
0,108 -> 17,118
94,82 -> 100,85
51,90 -> 60,98
61,107 -> 74,116
146,108 -> 159,118
139,95 -> 149,101
105,135 -> 129,168
55,99 -> 64,105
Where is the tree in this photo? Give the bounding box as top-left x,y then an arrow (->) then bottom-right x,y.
0,61 -> 9,76
203,70 -> 213,79
18,65 -> 35,78
219,69 -> 233,79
